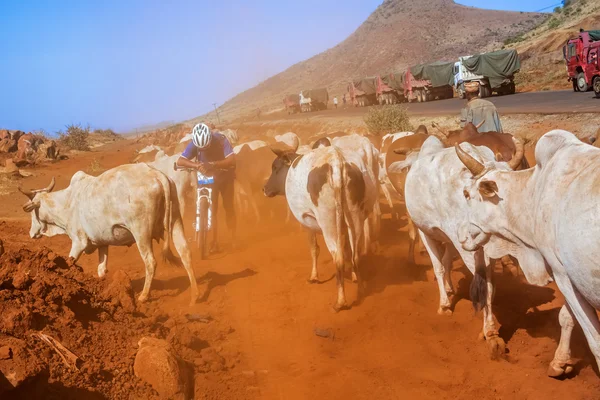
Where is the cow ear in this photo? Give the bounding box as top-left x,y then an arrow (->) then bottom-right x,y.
478,180 -> 498,198
23,200 -> 39,213
270,147 -> 285,158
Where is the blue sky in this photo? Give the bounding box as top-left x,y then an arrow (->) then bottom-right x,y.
0,0 -> 551,133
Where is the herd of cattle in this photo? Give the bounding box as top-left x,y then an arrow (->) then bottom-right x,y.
16,123 -> 600,380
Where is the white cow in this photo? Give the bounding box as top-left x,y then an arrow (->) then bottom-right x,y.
148,151 -> 195,217
19,164 -> 199,305
296,144 -> 312,155
331,134 -> 381,251
275,132 -> 300,152
457,129 -> 600,377
398,134 -> 523,358
233,140 -> 267,154
263,146 -> 371,311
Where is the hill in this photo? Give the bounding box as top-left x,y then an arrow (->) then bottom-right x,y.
188,0 -> 544,123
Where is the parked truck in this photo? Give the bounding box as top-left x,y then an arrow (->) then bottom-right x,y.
282,94 -> 301,114
564,30 -> 600,96
406,61 -> 455,102
299,88 -> 329,112
347,77 -> 397,106
350,65 -> 454,106
453,49 -> 519,98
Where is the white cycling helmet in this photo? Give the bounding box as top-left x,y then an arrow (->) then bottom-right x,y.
191,123 -> 211,149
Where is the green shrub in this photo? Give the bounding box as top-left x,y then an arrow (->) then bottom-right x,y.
503,34 -> 525,46
58,123 -> 90,151
554,6 -> 562,13
364,104 -> 413,136
548,18 -> 561,29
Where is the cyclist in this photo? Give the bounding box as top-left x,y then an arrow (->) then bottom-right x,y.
176,123 -> 236,253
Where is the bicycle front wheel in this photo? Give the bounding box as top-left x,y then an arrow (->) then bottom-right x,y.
196,196 -> 209,259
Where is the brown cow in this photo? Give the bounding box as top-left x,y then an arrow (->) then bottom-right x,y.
442,123 -> 530,169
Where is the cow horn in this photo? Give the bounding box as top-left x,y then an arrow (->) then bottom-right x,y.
508,138 -> 525,170
18,186 -> 35,200
455,144 -> 485,176
431,131 -> 448,145
38,177 -> 55,193
475,120 -> 485,130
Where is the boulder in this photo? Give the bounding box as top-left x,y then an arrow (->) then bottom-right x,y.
0,338 -> 44,396
134,337 -> 190,399
0,139 -> 17,153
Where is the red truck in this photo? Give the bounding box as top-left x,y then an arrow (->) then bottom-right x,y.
564,30 -> 600,96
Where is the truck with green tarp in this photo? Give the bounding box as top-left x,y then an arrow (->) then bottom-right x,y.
347,77 -> 397,106
453,49 -> 520,98
405,61 -> 455,102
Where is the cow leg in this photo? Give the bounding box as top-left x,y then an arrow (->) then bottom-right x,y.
461,249 -> 505,359
307,231 -> 320,283
97,246 -> 109,278
171,216 -> 199,305
483,257 -> 505,359
553,271 -> 600,375
68,239 -> 87,266
321,222 -> 348,312
418,231 -> 452,315
380,182 -> 395,211
441,245 -> 455,295
548,304 -> 575,377
135,238 -> 157,303
407,216 -> 417,264
369,202 -> 381,253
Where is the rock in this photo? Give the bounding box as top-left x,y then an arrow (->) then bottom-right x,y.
101,270 -> 136,313
0,347 -> 12,360
0,338 -> 44,396
0,139 -> 17,153
0,239 -> 4,257
134,337 -> 190,399
3,160 -> 18,174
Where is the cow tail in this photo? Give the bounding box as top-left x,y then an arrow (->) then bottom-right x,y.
330,150 -> 347,268
157,173 -> 179,265
470,259 -> 488,312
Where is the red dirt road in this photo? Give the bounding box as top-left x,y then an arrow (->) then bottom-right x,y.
2,142 -> 600,399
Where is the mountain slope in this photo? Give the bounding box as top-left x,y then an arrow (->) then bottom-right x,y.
510,0 -> 600,92
191,0 -> 544,123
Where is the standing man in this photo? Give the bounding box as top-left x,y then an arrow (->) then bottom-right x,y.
177,123 -> 237,253
460,81 -> 503,132
342,94 -> 347,107
333,96 -> 338,109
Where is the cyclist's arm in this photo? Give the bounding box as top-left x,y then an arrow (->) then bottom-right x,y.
176,156 -> 200,169
211,153 -> 236,169
177,142 -> 201,169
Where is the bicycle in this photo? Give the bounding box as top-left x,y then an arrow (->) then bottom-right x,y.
174,163 -> 214,260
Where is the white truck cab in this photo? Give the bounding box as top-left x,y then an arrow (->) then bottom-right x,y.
453,56 -> 489,98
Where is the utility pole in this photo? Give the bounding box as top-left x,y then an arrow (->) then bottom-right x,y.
212,103 -> 221,124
